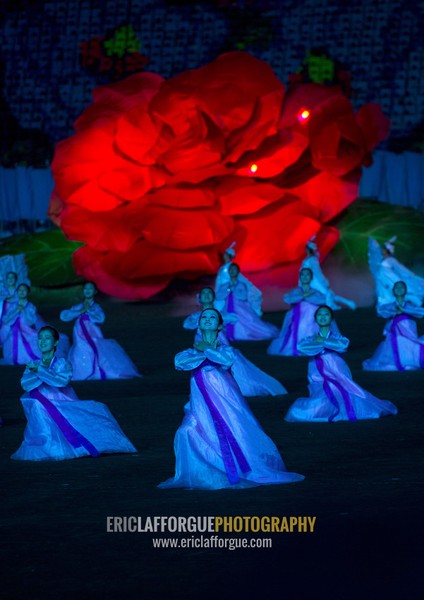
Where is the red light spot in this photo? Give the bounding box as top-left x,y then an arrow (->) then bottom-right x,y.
297,108 -> 310,123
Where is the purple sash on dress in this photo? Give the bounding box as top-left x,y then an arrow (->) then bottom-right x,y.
281,303 -> 301,355
193,361 -> 251,484
30,388 -> 100,457
0,299 -> 6,321
226,291 -> 235,341
390,314 -> 410,371
12,317 -> 38,364
79,314 -> 106,380
316,354 -> 357,422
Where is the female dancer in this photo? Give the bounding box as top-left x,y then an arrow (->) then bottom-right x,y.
368,237 -> 424,308
1,284 -> 69,364
0,271 -> 19,344
11,325 -> 137,461
1,283 -> 39,365
159,308 -> 304,489
60,281 -> 140,380
363,281 -> 424,371
285,305 -> 397,422
216,263 -> 278,341
215,242 -> 262,316
301,239 -> 356,310
184,287 -> 287,396
267,268 -> 325,356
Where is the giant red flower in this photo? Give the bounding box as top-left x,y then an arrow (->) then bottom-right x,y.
49,51 -> 390,299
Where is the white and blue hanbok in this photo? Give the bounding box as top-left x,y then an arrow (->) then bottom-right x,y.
285,332 -> 397,422
267,286 -> 325,356
216,280 -> 278,341
11,355 -> 137,461
184,310 -> 287,396
368,238 -> 424,308
60,301 -> 140,380
363,301 -> 424,371
159,345 -> 304,489
301,255 -> 356,311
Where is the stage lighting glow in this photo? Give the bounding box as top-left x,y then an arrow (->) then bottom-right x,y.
250,164 -> 258,173
297,108 -> 310,123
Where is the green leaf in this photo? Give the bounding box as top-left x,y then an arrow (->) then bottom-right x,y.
333,200 -> 424,267
0,229 -> 83,286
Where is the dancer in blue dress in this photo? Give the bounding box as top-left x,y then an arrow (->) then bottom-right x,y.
368,236 -> 424,308
214,242 -> 263,317
0,271 -> 19,345
60,281 -> 140,380
184,287 -> 287,396
268,268 -> 325,356
159,308 -> 304,489
216,263 -> 278,341
11,326 -> 137,461
301,239 -> 356,310
1,283 -> 39,365
363,281 -> 424,371
285,305 -> 397,423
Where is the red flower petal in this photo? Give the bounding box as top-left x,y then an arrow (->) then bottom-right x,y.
231,201 -> 324,270
75,72 -> 164,131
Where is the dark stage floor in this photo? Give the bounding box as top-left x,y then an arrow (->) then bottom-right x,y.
0,302 -> 423,600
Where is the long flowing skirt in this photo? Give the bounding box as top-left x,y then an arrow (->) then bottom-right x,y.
226,298 -> 278,341
363,319 -> 424,371
11,386 -> 137,461
159,366 -> 303,489
1,321 -> 40,365
231,350 -> 287,396
285,353 -> 397,423
267,302 -> 318,356
69,319 -> 141,380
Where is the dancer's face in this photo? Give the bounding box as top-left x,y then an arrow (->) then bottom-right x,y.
299,269 -> 312,284
393,281 -> 406,297
38,330 -> 58,353
229,264 -> 239,279
83,282 -> 97,300
199,309 -> 221,332
315,307 -> 332,327
6,273 -> 17,287
17,285 -> 29,300
199,288 -> 215,306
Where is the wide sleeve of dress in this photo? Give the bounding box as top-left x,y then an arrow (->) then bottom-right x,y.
215,283 -> 230,301
86,302 -> 105,324
297,336 -> 324,356
183,312 -> 201,330
233,280 -> 248,301
21,358 -> 73,391
308,289 -> 326,305
400,302 -> 424,319
221,311 -> 238,325
297,333 -> 349,355
60,303 -> 84,322
390,258 -> 422,283
175,345 -> 235,371
204,345 -> 235,369
2,303 -> 20,325
175,348 -> 208,371
284,287 -> 304,305
377,302 -> 398,319
22,302 -> 38,327
322,333 -> 350,353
